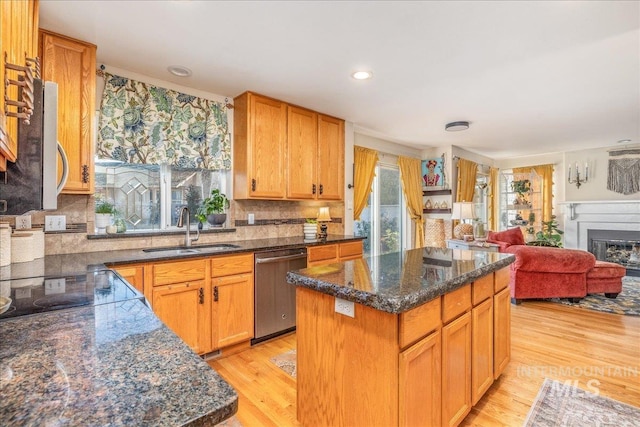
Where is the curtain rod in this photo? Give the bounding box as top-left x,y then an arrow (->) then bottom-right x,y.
452,155 -> 490,170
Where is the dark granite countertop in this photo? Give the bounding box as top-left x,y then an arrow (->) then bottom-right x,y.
0,299 -> 238,426
287,246 -> 515,314
0,235 -> 364,281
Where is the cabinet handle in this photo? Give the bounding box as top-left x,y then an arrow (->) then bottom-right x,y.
213,286 -> 219,302
199,287 -> 204,304
82,165 -> 89,183
319,184 -> 324,195
312,184 -> 316,194
251,179 -> 256,191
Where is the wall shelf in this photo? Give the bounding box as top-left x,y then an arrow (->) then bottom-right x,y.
423,208 -> 452,214
423,189 -> 452,196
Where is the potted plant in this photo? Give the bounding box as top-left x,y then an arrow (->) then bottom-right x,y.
197,189 -> 230,228
527,215 -> 564,248
95,199 -> 117,233
303,219 -> 318,240
511,179 -> 532,207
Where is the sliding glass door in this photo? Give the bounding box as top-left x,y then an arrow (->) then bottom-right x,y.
355,163 -> 406,258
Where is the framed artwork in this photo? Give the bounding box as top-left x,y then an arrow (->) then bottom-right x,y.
422,158 -> 445,189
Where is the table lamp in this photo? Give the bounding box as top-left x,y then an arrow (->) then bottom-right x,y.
317,207 -> 331,240
451,202 -> 475,240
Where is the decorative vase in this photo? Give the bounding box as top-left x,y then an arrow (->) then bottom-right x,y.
207,213 -> 227,228
473,220 -> 487,241
95,213 -> 112,234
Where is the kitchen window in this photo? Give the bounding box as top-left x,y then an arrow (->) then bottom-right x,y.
354,159 -> 408,257
94,159 -> 226,232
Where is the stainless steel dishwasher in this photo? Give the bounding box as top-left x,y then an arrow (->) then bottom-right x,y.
253,247 -> 308,344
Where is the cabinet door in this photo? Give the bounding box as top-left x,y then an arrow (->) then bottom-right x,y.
316,114 -> 344,201
112,264 -> 144,294
248,94 -> 287,198
40,30 -> 96,194
471,298 -> 494,405
442,311 -> 471,427
152,280 -> 210,354
493,286 -> 511,379
307,244 -> 338,266
0,0 -> 39,169
287,106 -> 317,199
399,329 -> 441,427
212,273 -> 254,349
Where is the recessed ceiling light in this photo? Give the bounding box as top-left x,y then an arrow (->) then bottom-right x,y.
351,70 -> 373,80
167,65 -> 192,77
445,121 -> 470,132
617,139 -> 632,144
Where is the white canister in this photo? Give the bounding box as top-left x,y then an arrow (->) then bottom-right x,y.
24,228 -> 44,259
11,233 -> 34,264
0,223 -> 11,267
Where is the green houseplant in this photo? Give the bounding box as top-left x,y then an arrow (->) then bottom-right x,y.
511,179 -> 532,207
95,199 -> 117,233
527,215 -> 564,248
197,189 -> 230,227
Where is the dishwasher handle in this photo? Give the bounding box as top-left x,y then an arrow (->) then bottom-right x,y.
255,252 -> 308,264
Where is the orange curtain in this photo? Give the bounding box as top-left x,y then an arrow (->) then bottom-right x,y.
398,156 -> 425,248
353,146 -> 378,220
456,158 -> 478,203
533,164 -> 554,222
488,167 -> 500,231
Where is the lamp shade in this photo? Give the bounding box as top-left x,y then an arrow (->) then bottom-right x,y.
451,202 -> 475,220
317,207 -> 331,222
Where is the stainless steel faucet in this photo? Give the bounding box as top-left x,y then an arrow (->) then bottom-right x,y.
177,206 -> 200,247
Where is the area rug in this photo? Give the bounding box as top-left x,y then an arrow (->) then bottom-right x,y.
549,276 -> 640,316
215,415 -> 243,427
270,349 -> 297,378
524,378 -> 640,426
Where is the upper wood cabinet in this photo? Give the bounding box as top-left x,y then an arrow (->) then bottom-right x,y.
0,0 -> 39,171
234,91 -> 345,201
39,29 -> 96,194
234,91 -> 287,199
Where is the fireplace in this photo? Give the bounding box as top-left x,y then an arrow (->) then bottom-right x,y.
588,229 -> 640,277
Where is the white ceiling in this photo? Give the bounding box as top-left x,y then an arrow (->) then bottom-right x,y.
39,1 -> 639,159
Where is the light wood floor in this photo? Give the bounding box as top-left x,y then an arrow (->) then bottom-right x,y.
209,301 -> 640,426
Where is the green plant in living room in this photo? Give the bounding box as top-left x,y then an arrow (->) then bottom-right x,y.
511,179 -> 532,207
527,215 -> 564,248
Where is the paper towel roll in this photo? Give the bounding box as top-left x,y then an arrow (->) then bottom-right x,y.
11,233 -> 34,264
0,223 -> 10,267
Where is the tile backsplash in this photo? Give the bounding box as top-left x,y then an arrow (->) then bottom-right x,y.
2,195 -> 346,255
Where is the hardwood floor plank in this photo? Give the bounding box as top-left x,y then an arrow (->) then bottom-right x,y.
210,301 -> 639,426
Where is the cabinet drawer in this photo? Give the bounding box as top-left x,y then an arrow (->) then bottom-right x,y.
494,268 -> 510,292
307,244 -> 338,263
339,241 -> 363,259
399,297 -> 442,349
472,275 -> 493,306
442,284 -> 471,324
152,259 -> 206,286
211,253 -> 254,278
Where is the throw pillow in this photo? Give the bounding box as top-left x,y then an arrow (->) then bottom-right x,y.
487,227 -> 525,247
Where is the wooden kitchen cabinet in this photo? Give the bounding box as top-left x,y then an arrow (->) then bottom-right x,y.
442,311 -> 472,427
471,297 -> 494,405
234,91 -> 287,199
112,264 -> 144,294
493,285 -> 511,379
234,91 -> 345,201
152,280 -> 210,354
286,106 -> 344,200
307,241 -> 363,267
0,0 -> 39,170
39,29 -> 96,194
211,254 -> 254,350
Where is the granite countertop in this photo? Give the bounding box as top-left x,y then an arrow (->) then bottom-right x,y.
0,299 -> 238,426
0,235 -> 364,282
287,246 -> 515,314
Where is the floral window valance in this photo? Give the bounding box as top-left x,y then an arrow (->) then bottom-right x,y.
97,72 -> 231,170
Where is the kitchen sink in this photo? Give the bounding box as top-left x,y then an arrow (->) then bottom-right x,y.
143,243 -> 241,253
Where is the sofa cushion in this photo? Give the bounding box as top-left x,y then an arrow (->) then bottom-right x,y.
587,260 -> 626,279
506,245 -> 596,273
487,227 -> 525,248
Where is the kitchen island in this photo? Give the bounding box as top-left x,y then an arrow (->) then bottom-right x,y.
0,278 -> 237,426
287,247 -> 515,427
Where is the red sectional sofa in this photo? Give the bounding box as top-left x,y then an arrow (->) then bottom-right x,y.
487,228 -> 597,304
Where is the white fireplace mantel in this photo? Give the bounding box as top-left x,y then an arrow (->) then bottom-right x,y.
558,201 -> 640,250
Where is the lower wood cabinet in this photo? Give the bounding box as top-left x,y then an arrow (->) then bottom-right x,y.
152,280 -> 210,354
494,286 -> 511,379
442,311 -> 472,427
307,240 -> 364,266
471,297 -> 494,405
112,264 -> 144,294
212,273 -> 253,350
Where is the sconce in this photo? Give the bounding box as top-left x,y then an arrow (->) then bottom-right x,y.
568,161 -> 588,189
317,207 -> 331,240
